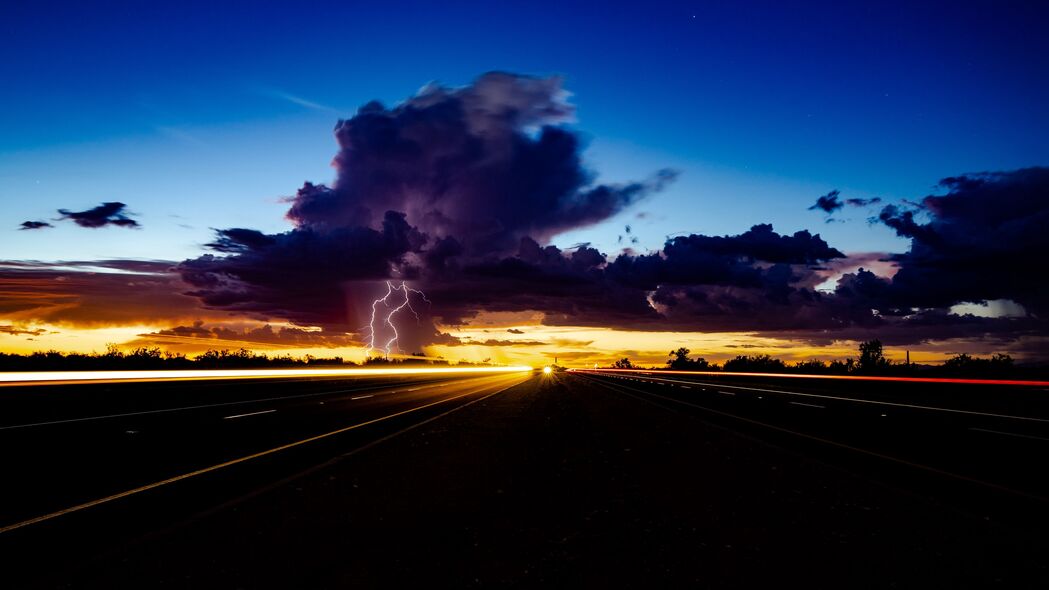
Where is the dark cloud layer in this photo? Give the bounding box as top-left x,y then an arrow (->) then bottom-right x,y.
166,72 -> 1049,356
58,202 -> 139,228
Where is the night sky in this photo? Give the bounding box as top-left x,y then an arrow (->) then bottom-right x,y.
2,0 -> 1048,365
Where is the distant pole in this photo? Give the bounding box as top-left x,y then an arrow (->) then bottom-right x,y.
554,356 -> 558,365
906,350 -> 910,365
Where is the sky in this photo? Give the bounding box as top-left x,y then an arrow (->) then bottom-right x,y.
2,1 -> 1048,366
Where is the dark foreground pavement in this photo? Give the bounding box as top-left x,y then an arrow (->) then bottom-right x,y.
25,373 -> 1049,588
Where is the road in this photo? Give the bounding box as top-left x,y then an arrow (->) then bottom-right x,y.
3,369 -> 1049,587
571,369 -> 1049,513
0,369 -> 530,577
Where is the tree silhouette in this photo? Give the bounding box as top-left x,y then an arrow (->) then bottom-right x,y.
858,339 -> 888,373
667,347 -> 712,370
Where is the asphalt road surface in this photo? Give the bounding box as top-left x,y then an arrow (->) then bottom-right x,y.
572,369 -> 1049,510
3,369 -> 1048,588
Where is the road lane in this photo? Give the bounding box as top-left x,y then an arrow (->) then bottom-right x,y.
586,371 -> 1049,423
572,370 -> 1049,510
0,371 -> 531,532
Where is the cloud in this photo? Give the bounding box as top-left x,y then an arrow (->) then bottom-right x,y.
0,260 -> 203,327
845,197 -> 882,207
874,167 -> 1049,316
0,325 -> 47,337
134,320 -> 359,349
449,338 -> 546,347
284,72 -> 675,255
157,73 -> 1046,358
19,221 -> 53,230
57,202 -> 139,228
808,190 -> 843,214
178,72 -> 675,352
506,328 -> 525,334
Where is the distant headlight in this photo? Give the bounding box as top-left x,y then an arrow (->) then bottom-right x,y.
542,366 -> 552,374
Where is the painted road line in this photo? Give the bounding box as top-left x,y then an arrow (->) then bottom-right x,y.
222,409 -> 276,420
969,427 -> 1049,442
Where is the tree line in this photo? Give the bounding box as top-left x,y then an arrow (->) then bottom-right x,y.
0,346 -> 472,371
609,340 -> 1035,379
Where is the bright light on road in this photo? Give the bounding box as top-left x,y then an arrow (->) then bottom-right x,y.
0,366 -> 535,387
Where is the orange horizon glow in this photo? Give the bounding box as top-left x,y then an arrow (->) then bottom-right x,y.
0,365 -> 535,387
573,368 -> 1049,387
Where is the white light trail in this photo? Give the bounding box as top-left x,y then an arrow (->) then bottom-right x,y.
0,366 -> 534,387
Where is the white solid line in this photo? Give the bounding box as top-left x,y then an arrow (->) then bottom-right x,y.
718,390 -> 736,396
223,409 -> 277,420
351,395 -> 374,400
789,401 -> 825,409
969,427 -> 1049,442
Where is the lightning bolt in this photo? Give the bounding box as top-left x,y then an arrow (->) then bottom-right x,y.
365,281 -> 431,358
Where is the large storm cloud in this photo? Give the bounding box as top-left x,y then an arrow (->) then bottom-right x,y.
174,72 -> 1048,355
177,73 -> 676,352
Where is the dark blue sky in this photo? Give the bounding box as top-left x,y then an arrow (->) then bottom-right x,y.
3,0 -> 1048,260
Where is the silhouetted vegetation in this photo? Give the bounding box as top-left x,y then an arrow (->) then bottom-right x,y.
857,339 -> 889,373
723,354 -> 786,373
608,339 -> 1046,380
666,347 -> 714,371
0,346 -> 355,371
0,346 -> 504,372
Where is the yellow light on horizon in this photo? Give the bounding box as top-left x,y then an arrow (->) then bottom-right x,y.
542,366 -> 552,374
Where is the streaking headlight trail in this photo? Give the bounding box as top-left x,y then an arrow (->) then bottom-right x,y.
0,366 -> 534,387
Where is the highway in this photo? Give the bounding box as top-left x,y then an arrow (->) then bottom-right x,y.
0,369 -> 531,543
572,369 -> 1049,515
4,367 -> 1049,587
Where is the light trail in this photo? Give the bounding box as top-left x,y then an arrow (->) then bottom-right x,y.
366,280 -> 431,358
0,366 -> 533,387
571,368 -> 1049,387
